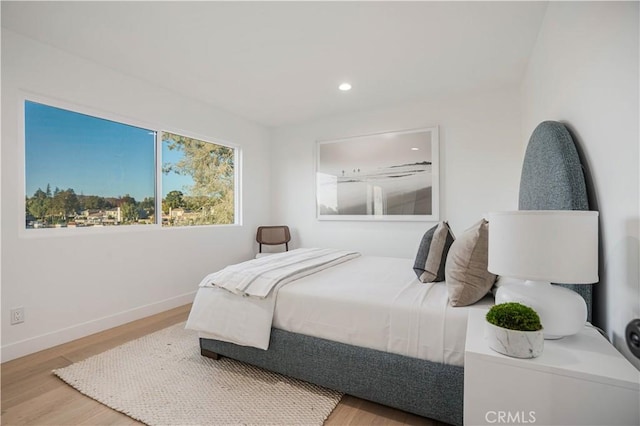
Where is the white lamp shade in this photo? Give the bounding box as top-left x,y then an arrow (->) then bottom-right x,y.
488,210 -> 598,284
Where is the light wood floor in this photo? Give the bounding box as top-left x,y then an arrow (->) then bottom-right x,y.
1,304 -> 447,426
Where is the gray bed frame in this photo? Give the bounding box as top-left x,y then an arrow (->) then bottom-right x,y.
200,121 -> 594,426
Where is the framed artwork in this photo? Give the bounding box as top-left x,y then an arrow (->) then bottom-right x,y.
316,127 -> 439,221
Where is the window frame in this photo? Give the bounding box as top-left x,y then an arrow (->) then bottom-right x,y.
19,93 -> 242,238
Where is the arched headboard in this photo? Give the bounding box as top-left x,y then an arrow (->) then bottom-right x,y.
519,121 -> 593,320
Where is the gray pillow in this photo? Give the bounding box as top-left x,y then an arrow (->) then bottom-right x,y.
445,219 -> 496,306
413,221 -> 455,283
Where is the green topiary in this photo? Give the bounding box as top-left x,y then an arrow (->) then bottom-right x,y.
486,302 -> 542,332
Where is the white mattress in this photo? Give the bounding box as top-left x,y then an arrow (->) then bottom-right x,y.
273,256 -> 492,366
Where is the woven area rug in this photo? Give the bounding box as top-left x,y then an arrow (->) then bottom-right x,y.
53,323 -> 342,425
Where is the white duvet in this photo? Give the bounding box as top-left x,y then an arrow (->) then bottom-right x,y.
186,252 -> 493,365
185,248 -> 359,349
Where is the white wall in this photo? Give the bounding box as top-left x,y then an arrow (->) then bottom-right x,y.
271,88 -> 523,258
521,2 -> 640,368
1,30 -> 272,361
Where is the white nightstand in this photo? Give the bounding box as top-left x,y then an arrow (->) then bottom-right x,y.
464,308 -> 640,426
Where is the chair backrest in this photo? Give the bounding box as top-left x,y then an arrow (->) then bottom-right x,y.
256,226 -> 291,253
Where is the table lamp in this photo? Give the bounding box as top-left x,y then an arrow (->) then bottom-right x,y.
488,210 -> 599,339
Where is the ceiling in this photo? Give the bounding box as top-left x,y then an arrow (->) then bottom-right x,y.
1,1 -> 548,128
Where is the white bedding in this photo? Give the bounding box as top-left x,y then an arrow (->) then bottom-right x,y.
198,247 -> 359,297
187,253 -> 492,366
186,248 -> 359,349
273,256 -> 492,366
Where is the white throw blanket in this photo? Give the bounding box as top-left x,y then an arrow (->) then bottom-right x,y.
186,248 -> 360,349
199,248 -> 360,298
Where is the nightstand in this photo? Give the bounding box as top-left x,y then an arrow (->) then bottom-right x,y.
464,308 -> 640,426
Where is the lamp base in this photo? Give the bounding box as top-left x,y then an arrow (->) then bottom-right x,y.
495,280 -> 587,339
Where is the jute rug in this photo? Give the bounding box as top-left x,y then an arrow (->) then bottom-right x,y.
53,323 -> 342,425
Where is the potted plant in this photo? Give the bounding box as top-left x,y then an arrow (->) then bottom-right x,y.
485,302 -> 544,358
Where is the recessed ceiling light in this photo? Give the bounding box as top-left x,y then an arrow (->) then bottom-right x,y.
338,83 -> 352,91
411,147 -> 420,151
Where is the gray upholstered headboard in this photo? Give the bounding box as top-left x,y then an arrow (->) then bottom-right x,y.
519,121 -> 593,321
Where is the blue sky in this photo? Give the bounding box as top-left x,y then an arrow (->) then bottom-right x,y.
161,140 -> 194,198
25,101 -> 191,201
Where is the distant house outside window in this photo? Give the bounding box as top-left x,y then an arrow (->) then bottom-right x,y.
24,100 -> 156,229
161,131 -> 236,226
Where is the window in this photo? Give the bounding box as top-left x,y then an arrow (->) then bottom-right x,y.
161,132 -> 236,226
25,101 -> 156,229
24,100 -> 239,230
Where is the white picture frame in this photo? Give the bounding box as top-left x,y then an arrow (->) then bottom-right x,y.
316,127 -> 439,221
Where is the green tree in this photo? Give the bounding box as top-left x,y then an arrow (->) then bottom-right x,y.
163,190 -> 185,212
140,197 -> 155,210
162,132 -> 234,224
118,194 -> 137,206
49,188 -> 79,220
120,202 -> 139,223
183,195 -> 207,212
140,197 -> 155,217
27,188 -> 50,220
82,195 -> 106,210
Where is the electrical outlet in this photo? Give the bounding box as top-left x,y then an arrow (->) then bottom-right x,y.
10,307 -> 24,325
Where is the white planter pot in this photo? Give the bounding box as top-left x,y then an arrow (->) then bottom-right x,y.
485,321 -> 544,358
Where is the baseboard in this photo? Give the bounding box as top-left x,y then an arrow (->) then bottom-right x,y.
1,291 -> 196,363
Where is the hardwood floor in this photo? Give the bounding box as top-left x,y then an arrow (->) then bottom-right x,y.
2,304 -> 446,426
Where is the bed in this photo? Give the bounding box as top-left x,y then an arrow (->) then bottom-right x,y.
188,121 -> 593,426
